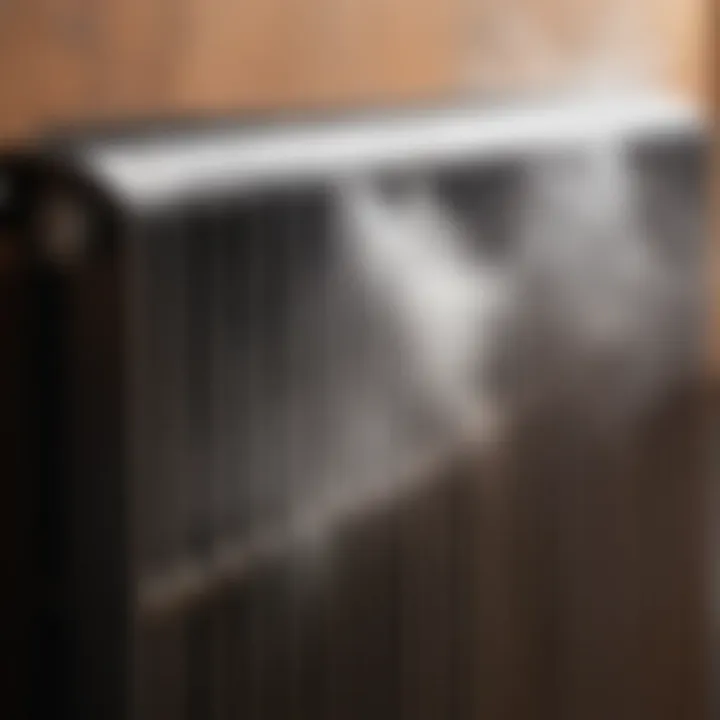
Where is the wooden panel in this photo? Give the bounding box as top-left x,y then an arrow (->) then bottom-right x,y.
0,0 -> 101,141
172,0 -> 287,111
173,0 -> 458,113
332,0 -> 457,102
94,0 -> 182,120
465,0 -> 707,98
0,0 -> 709,141
656,0 -> 708,103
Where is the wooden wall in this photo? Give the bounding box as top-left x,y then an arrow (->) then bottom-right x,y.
0,0 -> 459,141
0,0 -> 708,143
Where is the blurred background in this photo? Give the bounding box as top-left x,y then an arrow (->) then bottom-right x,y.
0,0 -> 707,139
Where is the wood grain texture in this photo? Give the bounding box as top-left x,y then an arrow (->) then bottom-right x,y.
0,0 -> 706,142
93,0 -> 183,120
0,0 -> 101,141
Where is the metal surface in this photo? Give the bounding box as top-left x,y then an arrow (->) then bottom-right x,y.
1,95 -> 708,720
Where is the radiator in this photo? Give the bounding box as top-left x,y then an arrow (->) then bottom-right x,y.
1,96 -> 708,720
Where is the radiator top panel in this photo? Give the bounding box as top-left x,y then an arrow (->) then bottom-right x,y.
44,93 -> 703,210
